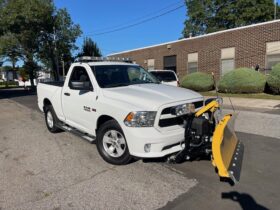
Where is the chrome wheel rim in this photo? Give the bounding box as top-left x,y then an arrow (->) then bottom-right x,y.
47,111 -> 54,128
103,130 -> 126,158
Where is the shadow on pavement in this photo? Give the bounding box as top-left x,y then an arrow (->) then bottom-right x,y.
0,88 -> 37,99
221,191 -> 269,210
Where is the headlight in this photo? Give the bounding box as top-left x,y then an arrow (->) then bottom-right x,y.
170,103 -> 195,116
124,111 -> 157,127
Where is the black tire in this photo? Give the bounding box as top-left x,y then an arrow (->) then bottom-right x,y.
96,120 -> 132,165
44,105 -> 62,133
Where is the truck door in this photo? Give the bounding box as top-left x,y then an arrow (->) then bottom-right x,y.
62,65 -> 97,135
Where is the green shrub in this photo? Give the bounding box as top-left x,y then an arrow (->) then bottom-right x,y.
267,63 -> 280,94
0,81 -> 19,86
218,68 -> 266,93
181,72 -> 214,91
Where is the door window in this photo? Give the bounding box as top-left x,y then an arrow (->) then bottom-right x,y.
69,66 -> 92,90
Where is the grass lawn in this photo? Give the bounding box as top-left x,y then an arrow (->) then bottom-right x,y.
199,91 -> 280,100
0,85 -> 18,89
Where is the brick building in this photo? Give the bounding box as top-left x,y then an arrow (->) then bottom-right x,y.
109,20 -> 280,79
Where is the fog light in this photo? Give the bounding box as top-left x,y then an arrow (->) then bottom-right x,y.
144,144 -> 151,153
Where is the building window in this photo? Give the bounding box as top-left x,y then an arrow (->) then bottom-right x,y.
147,59 -> 155,70
266,41 -> 280,69
187,52 -> 198,74
163,55 -> 177,72
221,47 -> 235,76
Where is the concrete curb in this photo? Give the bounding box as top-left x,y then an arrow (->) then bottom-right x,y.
205,96 -> 280,110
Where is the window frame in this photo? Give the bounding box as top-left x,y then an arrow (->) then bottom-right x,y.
147,58 -> 155,70
163,55 -> 177,72
265,41 -> 280,69
220,58 -> 235,76
187,52 -> 198,74
266,54 -> 280,70
220,47 -> 235,76
187,61 -> 198,74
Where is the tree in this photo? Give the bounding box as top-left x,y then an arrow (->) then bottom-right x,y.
18,68 -> 29,82
0,0 -> 81,85
0,65 -> 12,86
38,8 -> 82,80
0,0 -> 55,86
0,33 -> 22,71
78,37 -> 102,57
182,0 -> 279,37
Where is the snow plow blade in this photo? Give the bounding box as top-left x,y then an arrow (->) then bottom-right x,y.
212,114 -> 244,183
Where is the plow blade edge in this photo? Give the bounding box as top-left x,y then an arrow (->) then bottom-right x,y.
212,114 -> 244,183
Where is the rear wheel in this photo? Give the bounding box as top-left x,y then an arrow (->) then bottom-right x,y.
44,105 -> 62,133
96,120 -> 132,165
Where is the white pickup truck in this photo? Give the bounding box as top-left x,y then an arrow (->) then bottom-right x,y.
37,57 -> 204,165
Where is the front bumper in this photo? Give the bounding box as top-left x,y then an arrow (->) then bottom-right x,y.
123,126 -> 185,158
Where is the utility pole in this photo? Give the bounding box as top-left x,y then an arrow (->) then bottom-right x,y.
275,0 -> 277,20
62,58 -> 65,79
53,26 -> 60,81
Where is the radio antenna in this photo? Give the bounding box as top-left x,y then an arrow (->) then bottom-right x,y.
211,72 -> 219,98
211,72 -> 235,113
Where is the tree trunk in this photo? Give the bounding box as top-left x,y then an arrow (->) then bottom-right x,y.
29,69 -> 34,87
5,70 -> 8,87
26,55 -> 35,88
50,51 -> 59,81
12,59 -> 17,81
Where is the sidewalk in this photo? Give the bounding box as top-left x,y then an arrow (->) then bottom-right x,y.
205,96 -> 280,110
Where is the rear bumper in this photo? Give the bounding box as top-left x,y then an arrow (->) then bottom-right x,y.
123,126 -> 185,158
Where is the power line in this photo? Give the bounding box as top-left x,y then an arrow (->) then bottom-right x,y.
88,0 -> 184,34
85,4 -> 185,36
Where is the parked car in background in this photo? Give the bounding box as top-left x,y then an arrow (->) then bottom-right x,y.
149,70 -> 179,86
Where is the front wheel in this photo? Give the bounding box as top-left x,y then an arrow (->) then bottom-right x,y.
96,120 -> 132,165
44,105 -> 62,133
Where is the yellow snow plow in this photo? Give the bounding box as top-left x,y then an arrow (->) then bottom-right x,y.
169,98 -> 244,184
211,112 -> 244,183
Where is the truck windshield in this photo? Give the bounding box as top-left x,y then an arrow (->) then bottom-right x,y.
91,65 -> 159,88
150,71 -> 177,82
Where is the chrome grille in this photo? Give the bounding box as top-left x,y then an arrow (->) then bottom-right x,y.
158,101 -> 203,128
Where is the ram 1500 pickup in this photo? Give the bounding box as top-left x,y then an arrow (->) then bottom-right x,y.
37,57 -> 204,165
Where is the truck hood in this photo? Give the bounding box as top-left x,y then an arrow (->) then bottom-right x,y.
102,84 -> 203,110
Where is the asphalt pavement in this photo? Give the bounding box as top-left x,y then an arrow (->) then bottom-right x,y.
1,88 -> 280,210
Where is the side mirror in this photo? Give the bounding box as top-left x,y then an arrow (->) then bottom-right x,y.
70,81 -> 93,91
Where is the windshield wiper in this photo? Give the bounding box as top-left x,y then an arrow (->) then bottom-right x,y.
106,83 -> 130,88
134,82 -> 160,85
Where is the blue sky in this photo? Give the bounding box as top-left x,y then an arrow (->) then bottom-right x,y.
53,0 -> 186,56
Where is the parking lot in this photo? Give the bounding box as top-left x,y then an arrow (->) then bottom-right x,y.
1,89 -> 280,210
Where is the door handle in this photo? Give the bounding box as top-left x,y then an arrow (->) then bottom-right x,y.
64,92 -> 70,96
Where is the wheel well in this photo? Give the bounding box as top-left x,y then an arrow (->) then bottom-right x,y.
96,115 -> 115,131
43,98 -> 52,112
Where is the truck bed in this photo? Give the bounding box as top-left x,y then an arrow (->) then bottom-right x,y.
41,81 -> 64,87
37,82 -> 64,117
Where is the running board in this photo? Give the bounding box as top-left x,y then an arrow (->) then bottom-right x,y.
57,123 -> 96,143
